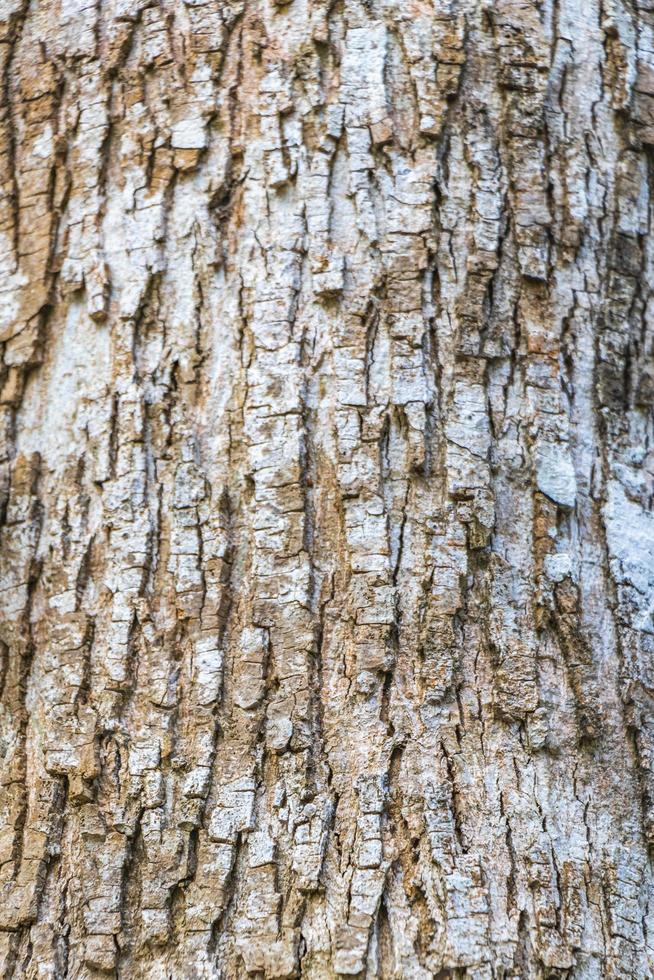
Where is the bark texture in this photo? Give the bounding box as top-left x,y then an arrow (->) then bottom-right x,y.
1,0 -> 654,976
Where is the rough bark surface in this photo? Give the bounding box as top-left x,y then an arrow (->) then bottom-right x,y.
1,0 -> 654,977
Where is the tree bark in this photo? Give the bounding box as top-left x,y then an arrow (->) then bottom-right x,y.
1,0 -> 654,976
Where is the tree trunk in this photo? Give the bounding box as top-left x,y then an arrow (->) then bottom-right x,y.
1,0 -> 653,976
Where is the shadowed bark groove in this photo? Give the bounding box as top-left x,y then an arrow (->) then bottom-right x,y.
0,0 -> 653,977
